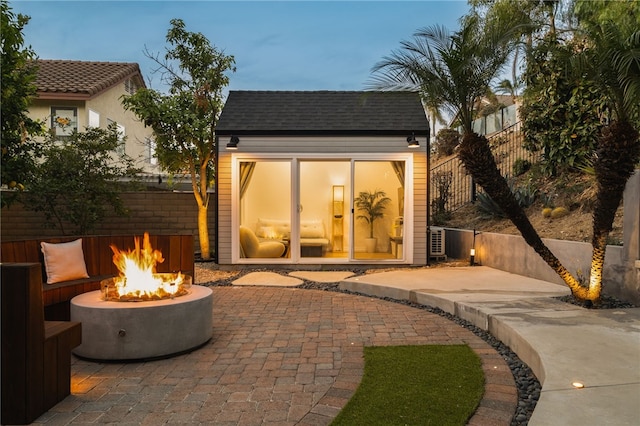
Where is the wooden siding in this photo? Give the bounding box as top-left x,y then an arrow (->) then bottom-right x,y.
217,135 -> 428,265
217,154 -> 233,264
412,152 -> 428,265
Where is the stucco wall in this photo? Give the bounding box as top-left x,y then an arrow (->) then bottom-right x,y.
28,84 -> 158,176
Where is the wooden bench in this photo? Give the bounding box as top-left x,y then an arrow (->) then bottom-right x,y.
1,263 -> 82,424
0,234 -> 194,320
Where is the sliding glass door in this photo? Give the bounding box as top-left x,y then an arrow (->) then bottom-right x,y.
353,160 -> 405,260
238,160 -> 291,259
236,156 -> 406,262
298,161 -> 350,260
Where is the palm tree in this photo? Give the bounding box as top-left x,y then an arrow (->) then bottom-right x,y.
570,21 -> 640,300
369,13 -> 589,300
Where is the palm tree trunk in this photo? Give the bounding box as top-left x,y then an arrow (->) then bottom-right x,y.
589,120 -> 640,300
458,133 -> 588,299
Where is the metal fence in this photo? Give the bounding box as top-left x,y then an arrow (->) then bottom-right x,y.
430,121 -> 540,214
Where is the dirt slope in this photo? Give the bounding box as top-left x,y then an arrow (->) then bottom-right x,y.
445,201 -> 624,244
439,168 -> 630,244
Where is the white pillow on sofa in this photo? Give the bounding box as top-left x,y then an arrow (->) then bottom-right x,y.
300,220 -> 325,238
256,226 -> 277,239
40,239 -> 90,284
257,218 -> 291,238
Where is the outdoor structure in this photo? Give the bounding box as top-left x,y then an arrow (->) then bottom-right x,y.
215,90 -> 430,265
26,60 -> 159,177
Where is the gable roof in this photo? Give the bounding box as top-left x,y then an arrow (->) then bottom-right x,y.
33,60 -> 146,100
216,91 -> 429,137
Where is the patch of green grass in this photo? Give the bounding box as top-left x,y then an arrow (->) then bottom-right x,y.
331,345 -> 484,426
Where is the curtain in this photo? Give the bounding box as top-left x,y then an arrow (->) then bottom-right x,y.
239,162 -> 255,199
391,161 -> 405,187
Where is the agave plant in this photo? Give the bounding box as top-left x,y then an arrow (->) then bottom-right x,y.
354,189 -> 391,238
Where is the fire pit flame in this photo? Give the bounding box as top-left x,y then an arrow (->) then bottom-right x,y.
104,233 -> 191,301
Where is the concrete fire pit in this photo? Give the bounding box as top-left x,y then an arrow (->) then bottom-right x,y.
70,285 -> 213,361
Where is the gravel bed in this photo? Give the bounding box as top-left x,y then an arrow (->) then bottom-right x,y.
195,263 -> 637,426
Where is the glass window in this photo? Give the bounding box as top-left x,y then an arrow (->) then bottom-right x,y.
353,161 -> 405,260
238,160 -> 291,259
299,161 -> 350,259
51,107 -> 77,139
107,119 -> 126,155
88,109 -> 100,128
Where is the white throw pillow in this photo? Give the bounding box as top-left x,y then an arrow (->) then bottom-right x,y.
300,220 -> 325,238
40,239 -> 90,284
256,226 -> 277,239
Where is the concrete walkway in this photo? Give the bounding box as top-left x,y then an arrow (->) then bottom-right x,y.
338,266 -> 640,426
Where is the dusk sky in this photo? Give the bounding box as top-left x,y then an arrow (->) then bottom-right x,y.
12,0 -> 471,96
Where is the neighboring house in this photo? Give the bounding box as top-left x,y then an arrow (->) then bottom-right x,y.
215,90 -> 430,266
451,95 -> 519,136
27,59 -> 159,176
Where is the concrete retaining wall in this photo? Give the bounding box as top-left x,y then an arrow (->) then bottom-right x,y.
444,170 -> 640,304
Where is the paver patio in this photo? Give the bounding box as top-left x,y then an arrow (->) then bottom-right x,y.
33,286 -> 516,425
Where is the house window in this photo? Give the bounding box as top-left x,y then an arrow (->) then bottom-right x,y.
108,119 -> 126,156
147,137 -> 157,165
88,109 -> 100,128
51,107 -> 77,139
124,78 -> 138,95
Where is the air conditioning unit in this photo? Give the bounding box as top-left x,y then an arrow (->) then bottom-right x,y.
430,227 -> 446,259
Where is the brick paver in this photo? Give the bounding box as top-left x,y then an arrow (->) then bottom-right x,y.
34,287 -> 516,425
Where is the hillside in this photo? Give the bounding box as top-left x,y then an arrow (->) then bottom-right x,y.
441,173 -> 625,245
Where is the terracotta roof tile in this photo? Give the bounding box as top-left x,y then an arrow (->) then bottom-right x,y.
34,59 -> 145,98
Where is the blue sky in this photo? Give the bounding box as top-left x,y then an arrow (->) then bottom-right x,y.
12,0 -> 471,94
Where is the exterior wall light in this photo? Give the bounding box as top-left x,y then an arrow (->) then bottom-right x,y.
227,135 -> 239,150
407,133 -> 419,148
572,382 -> 585,389
470,229 -> 478,266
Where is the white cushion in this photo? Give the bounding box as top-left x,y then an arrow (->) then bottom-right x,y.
257,218 -> 290,237
256,226 -> 277,238
300,220 -> 325,238
40,239 -> 90,284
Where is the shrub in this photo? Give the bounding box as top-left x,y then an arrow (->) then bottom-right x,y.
476,180 -> 537,219
512,181 -> 538,208
23,124 -> 141,235
431,170 -> 453,224
434,128 -> 461,158
513,158 -> 532,176
476,192 -> 506,218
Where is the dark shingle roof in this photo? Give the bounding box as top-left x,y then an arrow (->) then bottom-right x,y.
216,91 -> 429,136
34,60 -> 145,99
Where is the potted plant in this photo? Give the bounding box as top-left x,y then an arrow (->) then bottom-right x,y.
354,189 -> 391,252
